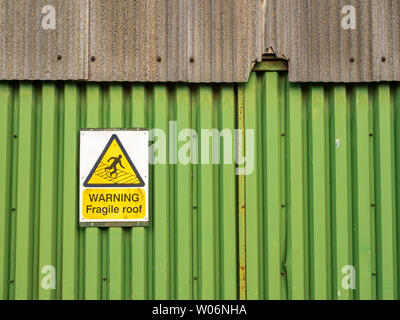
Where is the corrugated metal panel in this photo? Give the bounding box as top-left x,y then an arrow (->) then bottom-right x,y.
0,81 -> 237,299
264,0 -> 400,82
241,69 -> 399,299
0,0 -> 264,83
1,68 -> 400,300
3,0 -> 400,83
0,0 -> 262,83
0,0 -> 88,80
89,0 -> 262,82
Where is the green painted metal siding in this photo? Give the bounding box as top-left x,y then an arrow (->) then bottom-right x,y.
241,71 -> 399,300
0,69 -> 399,300
0,82 -> 237,300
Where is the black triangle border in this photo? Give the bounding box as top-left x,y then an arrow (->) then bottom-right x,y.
83,134 -> 145,188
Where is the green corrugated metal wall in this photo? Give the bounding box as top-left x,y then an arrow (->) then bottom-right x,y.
240,71 -> 399,300
0,82 -> 237,300
0,69 -> 399,300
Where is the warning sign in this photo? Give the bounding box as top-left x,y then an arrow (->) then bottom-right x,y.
84,134 -> 144,187
82,189 -> 146,220
79,130 -> 149,227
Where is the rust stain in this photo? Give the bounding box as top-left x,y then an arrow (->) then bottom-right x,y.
238,84 -> 246,300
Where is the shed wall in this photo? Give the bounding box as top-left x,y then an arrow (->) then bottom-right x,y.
241,70 -> 399,299
1,69 -> 399,299
0,81 -> 237,299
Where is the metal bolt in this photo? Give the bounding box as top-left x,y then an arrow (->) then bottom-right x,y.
156,56 -> 162,62
381,57 -> 386,62
190,57 -> 194,63
350,57 -> 355,63
91,56 -> 96,62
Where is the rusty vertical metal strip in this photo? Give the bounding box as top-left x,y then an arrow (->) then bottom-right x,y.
237,83 -> 246,300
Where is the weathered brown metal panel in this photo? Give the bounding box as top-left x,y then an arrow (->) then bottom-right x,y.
0,0 -> 89,80
88,0 -> 262,82
264,0 -> 400,82
2,0 -> 400,83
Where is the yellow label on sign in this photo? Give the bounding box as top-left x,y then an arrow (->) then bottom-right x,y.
82,188 -> 146,220
84,134 -> 145,187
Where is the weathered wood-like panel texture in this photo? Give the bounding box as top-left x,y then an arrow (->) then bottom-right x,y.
89,0 -> 262,82
2,0 -> 400,83
264,0 -> 400,82
0,0 -> 88,80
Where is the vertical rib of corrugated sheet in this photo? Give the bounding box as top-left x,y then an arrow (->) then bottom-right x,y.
0,82 -> 238,300
243,70 -> 399,300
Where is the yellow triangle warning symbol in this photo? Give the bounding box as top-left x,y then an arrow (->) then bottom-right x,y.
84,134 -> 145,187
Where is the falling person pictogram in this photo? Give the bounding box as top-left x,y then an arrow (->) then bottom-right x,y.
83,134 -> 145,187
105,154 -> 125,178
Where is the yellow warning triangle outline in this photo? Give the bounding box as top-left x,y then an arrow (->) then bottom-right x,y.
83,134 -> 145,188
